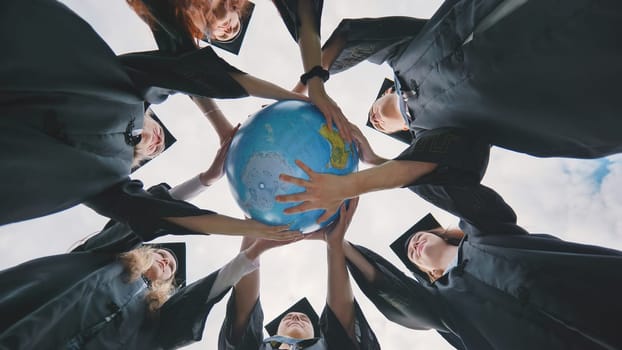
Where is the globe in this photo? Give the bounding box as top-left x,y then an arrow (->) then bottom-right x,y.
225,100 -> 359,233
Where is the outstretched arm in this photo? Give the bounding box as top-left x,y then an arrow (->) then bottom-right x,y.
277,159 -> 437,222
341,241 -> 377,285
229,72 -> 309,101
290,20 -> 346,94
324,200 -> 358,339
349,123 -> 389,166
296,0 -> 351,142
190,96 -> 234,144
278,127 -> 493,222
164,214 -> 301,241
229,237 -> 261,340
228,236 -> 303,340
155,248 -> 261,349
168,127 -> 238,201
344,243 -> 448,331
306,198 -> 380,346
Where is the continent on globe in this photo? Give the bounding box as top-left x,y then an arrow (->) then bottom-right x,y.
318,125 -> 349,169
225,100 -> 359,233
241,152 -> 291,211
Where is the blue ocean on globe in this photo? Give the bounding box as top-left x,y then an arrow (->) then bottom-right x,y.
225,100 -> 359,233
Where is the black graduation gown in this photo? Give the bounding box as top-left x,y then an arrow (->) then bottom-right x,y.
346,180 -> 622,350
0,212 -> 230,350
271,0 -> 323,43
217,294 -> 380,350
327,0 -> 622,158
0,0 -> 247,227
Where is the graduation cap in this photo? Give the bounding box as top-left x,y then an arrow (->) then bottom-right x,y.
205,1 -> 255,55
389,214 -> 442,281
131,108 -> 177,171
365,78 -> 414,144
265,298 -> 320,337
145,242 -> 187,288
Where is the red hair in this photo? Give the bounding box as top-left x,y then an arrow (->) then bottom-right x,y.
126,0 -> 248,41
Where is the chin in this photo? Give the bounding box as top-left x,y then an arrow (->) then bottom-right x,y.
283,327 -> 311,340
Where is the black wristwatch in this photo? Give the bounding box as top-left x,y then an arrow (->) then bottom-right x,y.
300,65 -> 330,85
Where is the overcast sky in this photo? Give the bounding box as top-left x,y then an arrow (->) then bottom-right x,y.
1,1 -> 621,349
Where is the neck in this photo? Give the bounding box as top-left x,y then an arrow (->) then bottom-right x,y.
440,245 -> 459,272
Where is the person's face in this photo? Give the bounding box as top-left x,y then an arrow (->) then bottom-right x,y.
368,90 -> 406,133
208,8 -> 240,42
407,231 -> 450,278
190,0 -> 241,42
139,116 -> 165,157
276,312 -> 314,339
144,249 -> 177,282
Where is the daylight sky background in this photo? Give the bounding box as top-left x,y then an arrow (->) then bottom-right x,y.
1,1 -> 621,349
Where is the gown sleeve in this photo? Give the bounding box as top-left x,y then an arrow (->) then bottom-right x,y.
125,0 -> 248,102
346,244 -> 450,332
70,220 -> 144,254
325,17 -> 429,74
272,0 -> 323,42
84,179 -> 215,242
218,294 -> 264,350
153,270 -> 230,349
119,47 -> 248,104
320,299 -> 380,350
396,128 -> 491,186
397,128 -> 527,237
410,183 -> 528,237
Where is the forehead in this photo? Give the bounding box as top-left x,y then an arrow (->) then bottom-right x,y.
157,249 -> 176,268
156,248 -> 173,258
283,312 -> 310,320
368,95 -> 383,114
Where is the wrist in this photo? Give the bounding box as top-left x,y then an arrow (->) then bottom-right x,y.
200,170 -> 223,186
370,155 -> 388,166
244,244 -> 263,261
340,173 -> 359,199
326,240 -> 345,253
342,241 -> 350,250
307,79 -> 325,95
300,65 -> 329,86
199,172 -> 210,186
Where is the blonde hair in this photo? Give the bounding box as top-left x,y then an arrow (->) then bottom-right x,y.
119,246 -> 176,313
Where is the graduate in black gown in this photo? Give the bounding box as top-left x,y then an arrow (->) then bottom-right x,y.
319,0 -> 622,159
0,136 -> 290,349
276,0 -> 622,220
340,181 -> 622,349
127,0 -> 352,141
0,0 -> 306,242
0,235 -> 267,350
218,199 -> 380,350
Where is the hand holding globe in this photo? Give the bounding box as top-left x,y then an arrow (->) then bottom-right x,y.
225,100 -> 358,233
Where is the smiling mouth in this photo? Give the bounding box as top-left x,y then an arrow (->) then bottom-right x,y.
416,241 -> 424,257
219,18 -> 231,29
